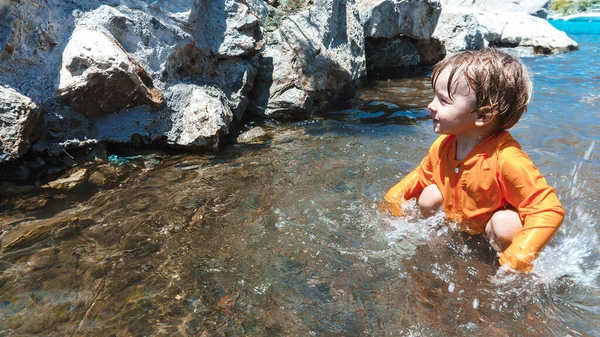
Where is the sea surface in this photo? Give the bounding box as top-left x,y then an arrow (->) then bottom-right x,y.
1,20 -> 599,336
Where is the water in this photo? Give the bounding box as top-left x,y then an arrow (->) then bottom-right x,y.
1,21 -> 599,336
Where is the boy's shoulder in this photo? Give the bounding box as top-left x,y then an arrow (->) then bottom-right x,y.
495,131 -> 538,169
495,131 -> 524,155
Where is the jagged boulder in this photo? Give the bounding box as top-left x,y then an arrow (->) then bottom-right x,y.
0,86 -> 43,162
433,6 -> 578,55
188,0 -> 261,57
56,25 -> 164,117
164,43 -> 257,120
358,0 -> 442,39
358,0 -> 444,74
164,84 -> 233,148
252,0 -> 367,118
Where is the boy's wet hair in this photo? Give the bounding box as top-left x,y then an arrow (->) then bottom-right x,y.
431,48 -> 533,130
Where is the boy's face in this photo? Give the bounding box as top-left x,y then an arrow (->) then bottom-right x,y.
427,68 -> 478,136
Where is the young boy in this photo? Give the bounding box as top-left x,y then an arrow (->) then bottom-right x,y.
383,48 -> 564,272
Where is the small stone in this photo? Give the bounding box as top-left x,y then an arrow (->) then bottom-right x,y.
27,248 -> 58,270
88,171 -> 107,186
237,127 -> 268,144
43,168 -> 87,190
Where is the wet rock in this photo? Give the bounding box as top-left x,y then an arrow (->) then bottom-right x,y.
0,86 -> 43,162
88,164 -> 125,187
1,213 -> 95,252
87,171 -> 108,187
413,37 -> 446,66
365,37 -> 421,72
0,181 -> 40,196
43,168 -> 88,191
56,25 -> 164,117
26,247 -> 59,270
236,126 -> 268,144
18,301 -> 72,334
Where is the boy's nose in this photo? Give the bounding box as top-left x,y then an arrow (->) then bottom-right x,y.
427,100 -> 436,113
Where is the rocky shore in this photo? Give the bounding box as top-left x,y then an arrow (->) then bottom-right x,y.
0,0 -> 579,184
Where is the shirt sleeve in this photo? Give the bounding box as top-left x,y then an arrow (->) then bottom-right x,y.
497,145 -> 565,272
382,138 -> 439,216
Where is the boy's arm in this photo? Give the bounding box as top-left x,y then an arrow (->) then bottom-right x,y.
382,153 -> 435,216
497,146 -> 565,272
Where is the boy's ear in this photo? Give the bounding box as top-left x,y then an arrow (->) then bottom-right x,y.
474,106 -> 496,127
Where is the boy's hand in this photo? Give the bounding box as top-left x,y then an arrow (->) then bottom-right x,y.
378,199 -> 404,216
499,246 -> 535,272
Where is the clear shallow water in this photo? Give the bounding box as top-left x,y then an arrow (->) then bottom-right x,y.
1,22 -> 599,336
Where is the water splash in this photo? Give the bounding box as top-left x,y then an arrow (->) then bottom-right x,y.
533,140 -> 600,284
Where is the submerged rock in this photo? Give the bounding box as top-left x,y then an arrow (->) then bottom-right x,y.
237,126 -> 269,144
1,212 -> 95,253
43,168 -> 88,191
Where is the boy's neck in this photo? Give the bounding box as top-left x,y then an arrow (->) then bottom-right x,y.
454,127 -> 499,161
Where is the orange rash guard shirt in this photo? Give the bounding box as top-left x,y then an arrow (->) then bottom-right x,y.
383,131 -> 565,271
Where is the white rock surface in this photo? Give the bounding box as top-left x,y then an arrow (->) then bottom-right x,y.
440,0 -> 551,18
433,6 -> 578,54
57,25 -> 164,117
165,84 -> 233,148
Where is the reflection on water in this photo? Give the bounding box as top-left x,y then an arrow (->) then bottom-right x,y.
2,24 -> 600,336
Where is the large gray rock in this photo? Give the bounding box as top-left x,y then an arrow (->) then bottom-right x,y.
164,44 -> 257,120
164,84 -> 233,148
440,0 -> 551,18
358,0 -> 442,39
56,25 -> 164,117
358,0 -> 444,73
365,37 -> 421,70
188,0 -> 261,58
252,0 -> 367,118
433,6 -> 578,54
0,0 -> 75,102
77,5 -> 194,76
0,86 -> 43,162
